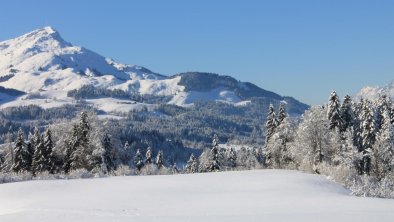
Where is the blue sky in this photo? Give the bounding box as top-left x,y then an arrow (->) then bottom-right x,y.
1,0 -> 393,104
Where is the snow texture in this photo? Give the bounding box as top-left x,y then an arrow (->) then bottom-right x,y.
0,170 -> 393,222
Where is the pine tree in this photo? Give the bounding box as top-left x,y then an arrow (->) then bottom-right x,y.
134,149 -> 144,170
265,104 -> 278,143
12,128 -> 27,173
43,128 -> 56,173
360,101 -> 375,175
341,128 -> 363,176
32,128 -> 45,174
340,95 -> 353,132
327,91 -> 343,130
145,147 -> 153,164
155,150 -> 164,169
277,103 -> 287,126
185,153 -> 198,173
25,132 -> 35,172
266,117 -> 294,168
63,125 -> 79,173
69,112 -> 91,171
390,104 -> 394,125
226,147 -> 237,168
374,96 -> 388,133
77,111 -> 90,167
353,99 -> 364,151
123,141 -> 132,165
208,134 -> 220,171
372,109 -> 394,180
102,133 -> 115,172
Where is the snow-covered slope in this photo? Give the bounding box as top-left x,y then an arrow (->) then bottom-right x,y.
0,27 -> 308,113
357,81 -> 394,100
0,26 -> 164,91
0,170 -> 393,222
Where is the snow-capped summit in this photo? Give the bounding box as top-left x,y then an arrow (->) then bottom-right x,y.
0,27 -> 308,114
0,26 -> 71,71
0,26 -> 162,92
356,80 -> 394,101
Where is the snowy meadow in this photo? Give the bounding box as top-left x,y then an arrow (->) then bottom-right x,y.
1,170 -> 394,222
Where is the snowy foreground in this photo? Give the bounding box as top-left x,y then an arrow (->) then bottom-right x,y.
1,170 -> 394,222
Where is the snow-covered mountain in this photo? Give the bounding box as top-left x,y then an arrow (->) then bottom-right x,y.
356,81 -> 394,101
0,27 -> 308,113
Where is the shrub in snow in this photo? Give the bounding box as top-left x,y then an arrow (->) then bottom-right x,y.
140,164 -> 158,175
0,172 -> 33,184
157,166 -> 172,175
68,169 -> 94,179
113,165 -> 135,176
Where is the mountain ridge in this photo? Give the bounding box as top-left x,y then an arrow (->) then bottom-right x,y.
0,26 -> 308,114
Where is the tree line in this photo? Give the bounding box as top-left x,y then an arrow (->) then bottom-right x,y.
263,91 -> 394,197
1,91 -> 394,198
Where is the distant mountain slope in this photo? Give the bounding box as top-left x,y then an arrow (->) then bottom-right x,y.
356,81 -> 394,100
0,27 -> 308,114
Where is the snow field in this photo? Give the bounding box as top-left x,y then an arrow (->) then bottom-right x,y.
1,170 -> 394,222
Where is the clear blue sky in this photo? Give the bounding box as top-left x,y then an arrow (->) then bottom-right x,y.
1,0 -> 393,105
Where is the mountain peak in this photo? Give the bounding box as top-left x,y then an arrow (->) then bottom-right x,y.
32,26 -> 59,37
20,26 -> 69,46
35,26 -> 57,34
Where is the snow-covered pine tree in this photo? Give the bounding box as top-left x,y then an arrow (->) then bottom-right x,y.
122,141 -> 132,165
329,127 -> 345,166
372,108 -> 394,181
267,116 -> 295,169
155,150 -> 164,169
265,104 -> 278,144
341,128 -> 363,178
327,90 -> 343,130
63,124 -> 79,173
353,99 -> 364,151
69,112 -> 91,171
277,103 -> 287,126
32,128 -> 45,174
43,128 -> 56,173
340,95 -> 353,132
25,132 -> 35,172
226,147 -> 237,168
1,133 -> 15,172
134,149 -> 144,170
12,128 -> 27,173
102,133 -> 115,172
77,111 -> 90,167
208,134 -> 220,171
390,104 -> 394,125
185,153 -> 198,173
145,147 -> 153,164
360,100 -> 375,175
264,104 -> 279,166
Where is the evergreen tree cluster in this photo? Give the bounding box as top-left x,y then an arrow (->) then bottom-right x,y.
3,112 -> 173,175
2,92 -> 394,198
264,91 -> 394,197
264,103 -> 288,167
12,126 -> 57,175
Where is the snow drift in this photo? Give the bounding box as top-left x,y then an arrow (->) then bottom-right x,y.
0,170 -> 393,222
